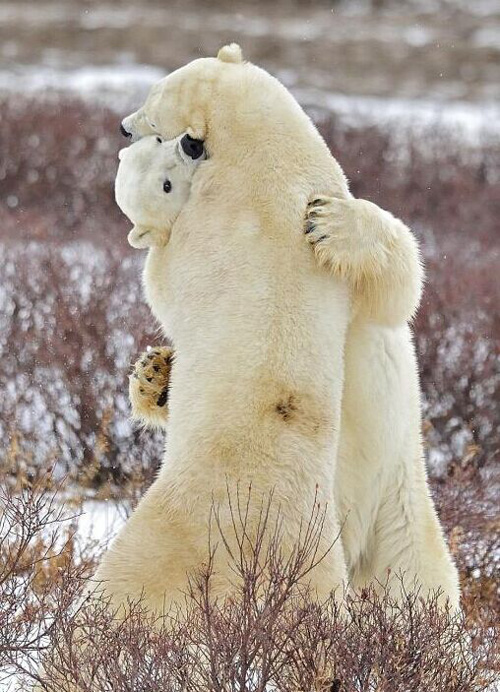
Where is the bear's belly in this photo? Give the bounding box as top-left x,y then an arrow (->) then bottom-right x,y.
144,234 -> 351,509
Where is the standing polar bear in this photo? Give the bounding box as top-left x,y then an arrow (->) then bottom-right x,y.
98,44 -> 459,612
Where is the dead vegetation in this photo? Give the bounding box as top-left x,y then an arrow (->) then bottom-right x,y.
0,465 -> 498,691
0,92 -> 498,690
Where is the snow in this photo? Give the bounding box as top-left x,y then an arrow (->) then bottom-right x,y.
296,88 -> 500,143
77,499 -> 125,546
0,64 -> 164,112
473,25 -> 500,48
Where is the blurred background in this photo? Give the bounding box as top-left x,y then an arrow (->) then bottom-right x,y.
0,0 -> 498,588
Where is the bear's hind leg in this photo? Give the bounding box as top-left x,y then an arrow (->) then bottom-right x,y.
350,464 -> 460,611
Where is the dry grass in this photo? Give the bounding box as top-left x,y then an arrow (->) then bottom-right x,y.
0,465 -> 498,691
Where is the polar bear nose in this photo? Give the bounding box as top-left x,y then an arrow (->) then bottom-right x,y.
180,134 -> 205,160
120,123 -> 132,138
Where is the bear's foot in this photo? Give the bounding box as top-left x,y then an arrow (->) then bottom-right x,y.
129,346 -> 174,429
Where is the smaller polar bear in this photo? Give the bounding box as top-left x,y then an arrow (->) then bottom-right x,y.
114,133 -> 204,427
115,132 -> 205,249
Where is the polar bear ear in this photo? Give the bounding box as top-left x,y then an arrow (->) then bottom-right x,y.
217,43 -> 244,64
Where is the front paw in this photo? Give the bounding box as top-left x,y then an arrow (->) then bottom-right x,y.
304,194 -> 356,246
129,346 -> 174,429
304,195 -> 381,281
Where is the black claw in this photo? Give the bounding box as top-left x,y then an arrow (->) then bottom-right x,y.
146,376 -> 152,382
139,388 -> 144,394
141,360 -> 147,367
156,387 -> 169,407
313,235 -> 328,245
153,365 -> 160,372
308,198 -> 323,207
304,221 -> 315,234
147,353 -> 154,360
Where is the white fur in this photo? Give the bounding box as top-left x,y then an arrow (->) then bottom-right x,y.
95,45 -> 459,613
98,46 -> 354,612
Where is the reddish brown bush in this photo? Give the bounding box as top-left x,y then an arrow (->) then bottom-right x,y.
1,471 -> 498,692
1,95 -> 497,487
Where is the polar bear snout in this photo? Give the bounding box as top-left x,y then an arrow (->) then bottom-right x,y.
120,111 -> 155,142
180,134 -> 205,160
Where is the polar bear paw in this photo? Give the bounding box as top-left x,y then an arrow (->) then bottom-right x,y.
304,195 -> 384,281
129,346 -> 174,429
304,195 -> 424,325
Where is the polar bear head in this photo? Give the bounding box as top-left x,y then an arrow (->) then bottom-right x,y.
120,44 -> 349,205
115,133 -> 205,249
120,44 -> 244,145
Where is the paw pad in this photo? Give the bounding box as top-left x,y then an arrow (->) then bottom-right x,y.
129,346 -> 174,425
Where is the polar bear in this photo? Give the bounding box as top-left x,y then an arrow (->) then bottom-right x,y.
97,49 -> 355,611
98,44 -> 458,613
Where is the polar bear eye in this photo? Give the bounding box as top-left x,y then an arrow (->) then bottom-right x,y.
163,179 -> 172,194
156,136 -> 163,144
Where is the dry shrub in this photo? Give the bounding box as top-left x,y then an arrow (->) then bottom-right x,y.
1,95 -> 498,486
1,468 -> 498,692
0,241 -> 163,489
0,93 -> 498,689
434,470 -> 500,632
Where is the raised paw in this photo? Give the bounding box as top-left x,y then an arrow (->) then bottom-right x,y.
129,346 -> 174,429
305,194 -> 424,325
304,195 -> 382,280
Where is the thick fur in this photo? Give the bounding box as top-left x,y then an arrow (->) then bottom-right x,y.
96,45 -> 459,612
96,45 -> 354,611
304,195 -> 458,605
304,195 -> 424,326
